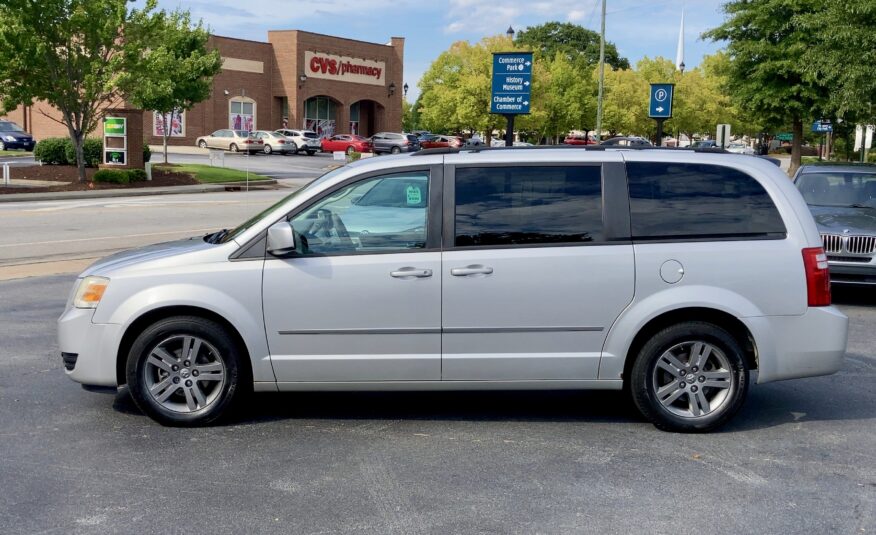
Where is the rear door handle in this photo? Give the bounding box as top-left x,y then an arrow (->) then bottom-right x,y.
390,267 -> 433,279
450,265 -> 494,276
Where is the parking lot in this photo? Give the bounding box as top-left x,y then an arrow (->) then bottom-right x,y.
0,270 -> 873,533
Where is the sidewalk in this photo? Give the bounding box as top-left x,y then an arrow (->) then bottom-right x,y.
0,179 -> 278,203
149,144 -> 209,155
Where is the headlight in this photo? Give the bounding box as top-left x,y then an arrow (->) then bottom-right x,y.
73,276 -> 110,308
3,135 -> 15,142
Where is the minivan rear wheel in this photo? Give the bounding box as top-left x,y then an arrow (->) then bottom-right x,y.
630,321 -> 748,433
126,316 -> 247,426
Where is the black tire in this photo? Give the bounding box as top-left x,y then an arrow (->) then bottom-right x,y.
229,143 -> 239,153
629,321 -> 749,433
345,146 -> 355,155
198,140 -> 207,149
390,146 -> 401,154
125,316 -> 249,427
307,151 -> 316,156
264,144 -> 272,155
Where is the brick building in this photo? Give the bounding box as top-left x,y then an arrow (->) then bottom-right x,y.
3,30 -> 405,145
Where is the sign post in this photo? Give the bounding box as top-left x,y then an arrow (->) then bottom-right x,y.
648,83 -> 674,147
491,52 -> 533,147
716,124 -> 731,149
811,120 -> 833,161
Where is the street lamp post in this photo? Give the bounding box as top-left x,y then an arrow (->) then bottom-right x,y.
506,26 -> 514,39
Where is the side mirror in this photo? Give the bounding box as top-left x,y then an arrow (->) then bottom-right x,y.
266,221 -> 297,256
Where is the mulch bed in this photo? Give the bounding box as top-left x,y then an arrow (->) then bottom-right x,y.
1,164 -> 198,194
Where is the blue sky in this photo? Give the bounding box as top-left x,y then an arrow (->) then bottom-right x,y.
146,0 -> 728,101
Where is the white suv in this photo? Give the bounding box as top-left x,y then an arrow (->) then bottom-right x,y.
59,148 -> 848,431
274,129 -> 320,155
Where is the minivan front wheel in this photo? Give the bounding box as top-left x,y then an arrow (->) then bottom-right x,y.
126,316 -> 246,426
630,321 -> 748,433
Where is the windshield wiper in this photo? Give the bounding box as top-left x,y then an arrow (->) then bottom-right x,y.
205,229 -> 229,243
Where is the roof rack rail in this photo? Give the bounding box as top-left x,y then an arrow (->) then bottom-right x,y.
411,145 -> 729,156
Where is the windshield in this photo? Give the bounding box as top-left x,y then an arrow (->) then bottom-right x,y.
0,121 -> 24,132
219,166 -> 352,243
797,171 -> 876,207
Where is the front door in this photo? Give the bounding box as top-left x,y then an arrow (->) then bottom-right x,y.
263,168 -> 442,383
440,163 -> 635,381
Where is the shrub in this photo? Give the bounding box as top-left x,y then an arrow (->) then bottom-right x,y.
93,169 -> 129,184
143,143 -> 151,163
33,137 -> 72,165
64,138 -> 103,167
346,151 -> 362,162
127,168 -> 147,182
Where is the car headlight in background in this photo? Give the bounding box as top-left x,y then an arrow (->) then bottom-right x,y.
73,276 -> 110,308
3,135 -> 16,142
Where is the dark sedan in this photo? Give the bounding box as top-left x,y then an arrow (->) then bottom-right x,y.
794,164 -> 876,285
0,120 -> 35,151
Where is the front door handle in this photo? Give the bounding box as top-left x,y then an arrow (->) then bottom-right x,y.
450,265 -> 494,276
390,267 -> 433,279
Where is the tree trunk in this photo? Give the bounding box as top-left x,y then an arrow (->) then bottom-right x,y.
66,126 -> 87,183
789,116 -> 803,176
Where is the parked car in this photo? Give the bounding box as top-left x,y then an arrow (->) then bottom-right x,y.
196,129 -> 263,154
320,134 -> 373,154
371,132 -> 420,154
0,120 -> 35,151
564,134 -> 596,145
60,147 -> 847,432
419,135 -> 463,149
793,164 -> 876,285
691,140 -> 717,149
726,142 -> 755,155
253,130 -> 293,155
490,138 -> 534,147
274,129 -> 320,155
601,136 -> 652,147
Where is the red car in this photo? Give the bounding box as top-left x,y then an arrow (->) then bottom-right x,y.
420,134 -> 464,149
564,134 -> 596,145
320,135 -> 373,154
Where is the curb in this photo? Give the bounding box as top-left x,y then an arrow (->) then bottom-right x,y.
0,179 -> 278,203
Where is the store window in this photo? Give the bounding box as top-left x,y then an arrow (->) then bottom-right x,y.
229,97 -> 256,132
349,101 -> 360,136
153,109 -> 185,137
304,96 -> 337,138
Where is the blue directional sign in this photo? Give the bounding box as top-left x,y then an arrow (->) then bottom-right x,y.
491,52 -> 533,115
649,83 -> 674,118
812,120 -> 833,133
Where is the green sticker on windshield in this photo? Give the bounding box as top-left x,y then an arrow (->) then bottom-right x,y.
406,185 -> 422,205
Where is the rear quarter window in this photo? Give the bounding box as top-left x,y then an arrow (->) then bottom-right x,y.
627,162 -> 786,240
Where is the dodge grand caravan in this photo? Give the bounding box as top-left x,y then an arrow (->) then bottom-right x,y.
59,147 -> 848,432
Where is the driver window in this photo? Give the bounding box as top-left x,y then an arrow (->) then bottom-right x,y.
289,172 -> 430,255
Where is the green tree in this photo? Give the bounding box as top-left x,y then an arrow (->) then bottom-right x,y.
418,36 -> 516,139
515,22 -> 630,70
534,52 -> 596,143
798,1 -> 876,123
600,66 -> 649,137
0,0 -> 159,181
705,0 -> 829,174
123,9 -> 221,164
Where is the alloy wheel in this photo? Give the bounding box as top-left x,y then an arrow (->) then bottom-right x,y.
651,341 -> 734,418
143,335 -> 226,413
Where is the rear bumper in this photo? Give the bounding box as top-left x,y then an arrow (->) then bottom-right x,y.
744,306 -> 848,383
58,306 -> 122,387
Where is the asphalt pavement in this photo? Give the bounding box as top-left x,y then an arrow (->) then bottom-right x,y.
0,275 -> 873,534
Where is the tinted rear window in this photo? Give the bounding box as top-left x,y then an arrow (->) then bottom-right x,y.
627,162 -> 786,240
407,135 -> 419,142
302,131 -> 319,139
454,166 -> 603,247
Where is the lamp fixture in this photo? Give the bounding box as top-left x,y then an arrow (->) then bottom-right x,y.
298,74 -> 307,89
403,82 -> 409,97
388,81 -> 396,97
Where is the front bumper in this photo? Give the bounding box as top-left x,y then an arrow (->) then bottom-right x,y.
58,306 -> 122,387
828,261 -> 876,285
2,139 -> 34,150
744,306 -> 848,383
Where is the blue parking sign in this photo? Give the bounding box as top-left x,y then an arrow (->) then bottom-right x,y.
649,83 -> 674,118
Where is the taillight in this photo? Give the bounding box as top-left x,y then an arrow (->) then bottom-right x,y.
402,139 -> 409,145
278,139 -> 285,144
802,247 -> 831,306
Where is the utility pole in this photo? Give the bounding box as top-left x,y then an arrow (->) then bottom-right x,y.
595,0 -> 606,143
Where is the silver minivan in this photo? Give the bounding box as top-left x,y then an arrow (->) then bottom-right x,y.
59,148 -> 848,431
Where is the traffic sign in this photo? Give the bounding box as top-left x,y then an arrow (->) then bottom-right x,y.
649,83 -> 674,118
491,52 -> 533,115
812,120 -> 833,133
